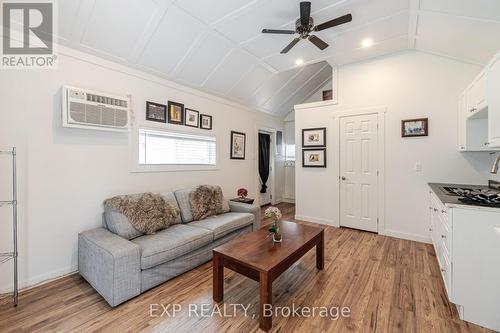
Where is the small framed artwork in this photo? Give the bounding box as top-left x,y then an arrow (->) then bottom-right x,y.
302,127 -> 326,148
230,131 -> 246,160
167,101 -> 184,125
322,89 -> 333,101
146,101 -> 166,123
185,108 -> 199,128
302,148 -> 326,168
200,114 -> 212,130
402,118 -> 428,137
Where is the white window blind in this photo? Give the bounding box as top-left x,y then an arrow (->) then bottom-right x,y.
139,129 -> 216,165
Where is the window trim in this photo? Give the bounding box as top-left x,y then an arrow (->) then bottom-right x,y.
130,125 -> 220,173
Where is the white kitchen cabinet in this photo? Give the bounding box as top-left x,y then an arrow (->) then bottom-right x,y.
458,51 -> 500,151
465,70 -> 487,117
488,52 -> 500,147
428,188 -> 500,331
458,93 -> 466,151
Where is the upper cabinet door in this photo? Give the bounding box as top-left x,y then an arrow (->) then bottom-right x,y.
488,53 -> 500,147
466,70 -> 487,117
458,94 -> 467,151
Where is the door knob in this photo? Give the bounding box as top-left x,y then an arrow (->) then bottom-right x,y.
341,176 -> 346,181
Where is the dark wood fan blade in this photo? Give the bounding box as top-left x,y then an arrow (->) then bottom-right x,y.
308,35 -> 329,50
314,13 -> 352,31
300,2 -> 311,26
262,29 -> 296,34
280,37 -> 301,54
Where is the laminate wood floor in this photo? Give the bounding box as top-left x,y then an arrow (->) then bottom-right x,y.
0,203 -> 493,333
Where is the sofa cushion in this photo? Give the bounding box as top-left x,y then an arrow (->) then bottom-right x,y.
103,206 -> 144,240
174,188 -> 194,223
187,212 -> 254,240
131,224 -> 213,269
161,191 -> 182,225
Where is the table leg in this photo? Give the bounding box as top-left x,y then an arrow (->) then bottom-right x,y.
213,252 -> 223,302
316,232 -> 324,270
259,271 -> 272,331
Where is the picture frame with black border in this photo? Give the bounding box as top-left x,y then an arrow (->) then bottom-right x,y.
401,118 -> 428,137
145,101 -> 166,123
184,108 -> 200,128
167,101 -> 184,125
302,127 -> 326,148
230,131 -> 246,160
200,114 -> 213,130
302,148 -> 327,168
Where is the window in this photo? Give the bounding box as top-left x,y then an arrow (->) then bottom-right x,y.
285,144 -> 296,161
139,129 -> 216,166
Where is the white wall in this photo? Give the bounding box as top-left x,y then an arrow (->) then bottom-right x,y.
303,79 -> 332,104
284,118 -> 295,202
295,51 -> 493,242
0,46 -> 284,292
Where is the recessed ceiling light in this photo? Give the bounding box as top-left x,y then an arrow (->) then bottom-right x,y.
295,59 -> 304,66
361,38 -> 373,48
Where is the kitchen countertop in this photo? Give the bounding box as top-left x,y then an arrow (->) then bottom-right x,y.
428,182 -> 500,211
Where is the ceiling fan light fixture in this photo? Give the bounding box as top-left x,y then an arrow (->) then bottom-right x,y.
361,38 -> 374,48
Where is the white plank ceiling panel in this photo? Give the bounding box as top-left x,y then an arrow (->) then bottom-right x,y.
81,0 -> 158,60
137,5 -> 205,75
53,0 -> 500,116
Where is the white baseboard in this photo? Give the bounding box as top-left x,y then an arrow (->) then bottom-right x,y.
281,198 -> 295,203
382,229 -> 432,244
295,214 -> 338,227
0,266 -> 77,295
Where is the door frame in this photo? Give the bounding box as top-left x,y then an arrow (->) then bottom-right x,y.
333,106 -> 386,235
255,126 -> 277,206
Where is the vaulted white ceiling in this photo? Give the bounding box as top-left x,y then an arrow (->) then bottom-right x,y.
56,0 -> 500,116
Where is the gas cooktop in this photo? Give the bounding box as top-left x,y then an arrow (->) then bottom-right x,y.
440,186 -> 500,207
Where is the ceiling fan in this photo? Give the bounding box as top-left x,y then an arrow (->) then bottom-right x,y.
262,1 -> 352,54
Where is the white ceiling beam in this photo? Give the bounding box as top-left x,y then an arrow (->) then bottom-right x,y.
408,0 -> 421,49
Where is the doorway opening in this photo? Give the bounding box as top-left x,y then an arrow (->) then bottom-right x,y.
258,130 -> 274,206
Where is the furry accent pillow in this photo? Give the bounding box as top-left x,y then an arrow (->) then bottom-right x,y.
104,192 -> 180,235
190,185 -> 224,221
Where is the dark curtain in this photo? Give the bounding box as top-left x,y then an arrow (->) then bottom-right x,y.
258,133 -> 270,193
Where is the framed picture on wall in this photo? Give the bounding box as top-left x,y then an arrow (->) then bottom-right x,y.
302,127 -> 326,147
146,101 -> 166,123
322,89 -> 333,101
230,131 -> 246,160
184,108 -> 199,128
401,118 -> 428,137
200,114 -> 212,130
167,101 -> 184,125
302,148 -> 326,168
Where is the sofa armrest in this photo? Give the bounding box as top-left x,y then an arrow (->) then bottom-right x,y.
229,201 -> 261,230
78,228 -> 141,307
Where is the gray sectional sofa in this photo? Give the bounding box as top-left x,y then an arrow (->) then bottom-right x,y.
78,188 -> 260,307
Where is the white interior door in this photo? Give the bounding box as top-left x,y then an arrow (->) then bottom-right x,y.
339,113 -> 379,232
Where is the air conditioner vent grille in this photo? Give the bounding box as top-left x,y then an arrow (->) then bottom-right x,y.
63,86 -> 130,132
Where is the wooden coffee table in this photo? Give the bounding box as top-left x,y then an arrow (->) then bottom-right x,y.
212,221 -> 324,331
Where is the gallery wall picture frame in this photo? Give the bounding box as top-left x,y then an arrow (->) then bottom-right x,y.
167,101 -> 184,125
146,101 -> 166,123
401,118 -> 428,137
184,108 -> 199,128
230,131 -> 246,160
200,114 -> 213,130
322,89 -> 333,101
302,148 -> 327,168
302,127 -> 326,148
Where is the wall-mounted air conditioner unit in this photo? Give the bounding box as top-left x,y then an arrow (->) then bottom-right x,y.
62,85 -> 130,132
